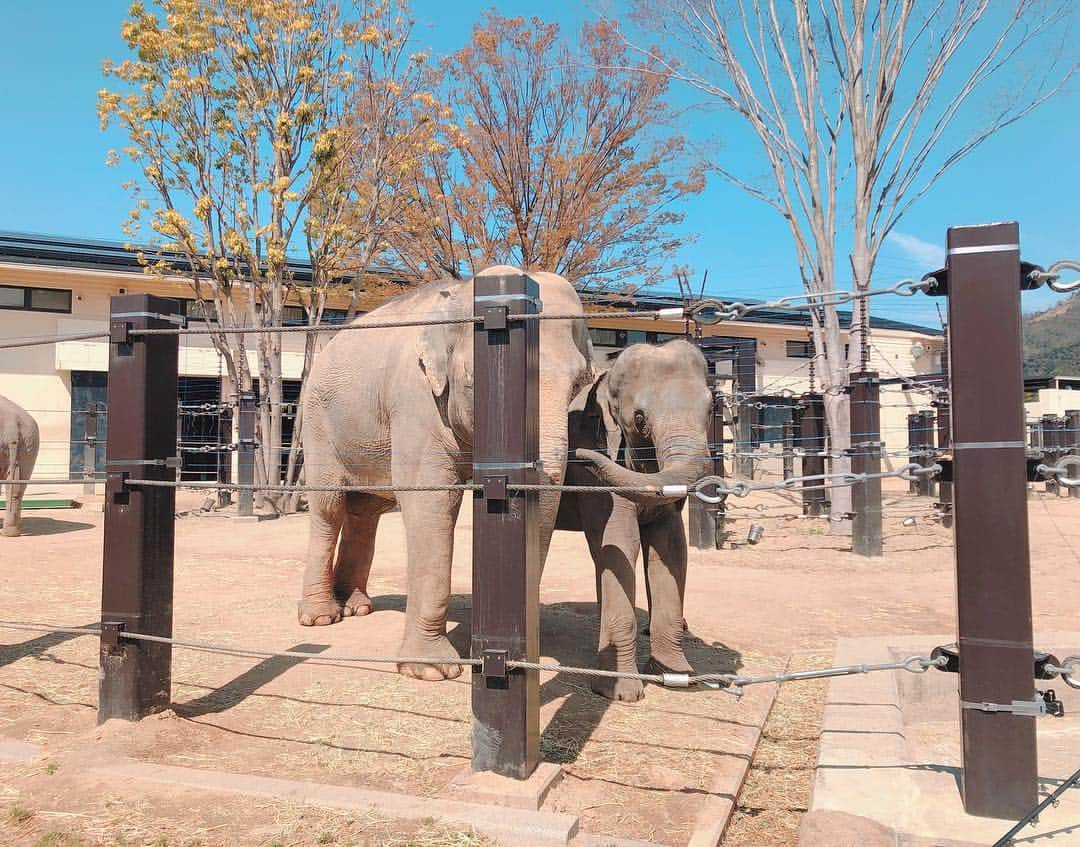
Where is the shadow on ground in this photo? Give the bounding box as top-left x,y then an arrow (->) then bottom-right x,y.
167,595 -> 743,765
1,517 -> 96,536
0,622 -> 99,669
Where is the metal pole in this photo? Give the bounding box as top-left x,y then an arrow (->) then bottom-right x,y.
219,404 -> 232,507
799,393 -> 827,516
98,294 -> 179,723
83,404 -> 98,495
734,340 -> 757,480
1041,414 -> 1059,495
782,418 -> 795,480
946,221 -> 1036,819
237,391 -> 257,517
471,270 -> 540,778
1067,410 -> 1080,499
935,397 -> 953,527
690,388 -> 726,550
907,413 -> 920,493
850,371 -> 882,557
916,410 -> 935,497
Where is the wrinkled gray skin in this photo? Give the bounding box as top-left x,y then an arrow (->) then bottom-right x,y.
557,340 -> 712,701
0,394 -> 40,537
298,265 -> 591,681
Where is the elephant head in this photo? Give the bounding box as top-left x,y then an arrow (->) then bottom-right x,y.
416,266 -> 592,560
578,339 -> 712,504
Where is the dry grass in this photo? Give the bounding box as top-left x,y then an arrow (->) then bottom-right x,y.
722,651 -> 830,847
0,796 -> 491,847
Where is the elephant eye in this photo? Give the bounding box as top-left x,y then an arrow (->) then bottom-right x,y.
633,410 -> 647,433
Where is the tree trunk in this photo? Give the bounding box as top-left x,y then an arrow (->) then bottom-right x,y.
817,306 -> 852,535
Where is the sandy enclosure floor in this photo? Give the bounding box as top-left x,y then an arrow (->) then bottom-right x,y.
0,482 -> 1078,846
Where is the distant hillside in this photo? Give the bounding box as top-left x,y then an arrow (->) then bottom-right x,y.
1024,292 -> 1080,378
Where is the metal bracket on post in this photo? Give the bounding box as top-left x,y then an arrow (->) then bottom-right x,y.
482,475 -> 508,501
961,692 -> 1064,719
100,621 -> 125,656
482,649 -> 509,682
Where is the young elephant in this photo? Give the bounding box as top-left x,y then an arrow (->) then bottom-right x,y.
556,340 -> 712,701
0,394 -> 40,537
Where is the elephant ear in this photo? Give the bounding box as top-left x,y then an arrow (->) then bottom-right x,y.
592,372 -> 624,462
417,286 -> 471,398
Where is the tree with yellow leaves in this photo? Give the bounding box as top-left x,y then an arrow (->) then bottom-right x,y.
99,0 -> 434,507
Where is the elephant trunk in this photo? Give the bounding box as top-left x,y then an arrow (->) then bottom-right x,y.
577,425 -> 709,505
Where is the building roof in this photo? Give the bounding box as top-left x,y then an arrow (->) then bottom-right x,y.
0,230 -> 404,285
0,230 -> 941,336
1024,375 -> 1080,391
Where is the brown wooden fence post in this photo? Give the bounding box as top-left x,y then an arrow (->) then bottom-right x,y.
98,294 -> 180,723
850,371 -> 882,557
944,221 -> 1037,820
799,392 -> 827,516
83,404 -> 98,495
471,270 -> 540,778
237,390 -> 257,517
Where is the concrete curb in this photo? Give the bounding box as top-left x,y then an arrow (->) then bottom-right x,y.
93,759 -> 580,846
687,681 -> 779,847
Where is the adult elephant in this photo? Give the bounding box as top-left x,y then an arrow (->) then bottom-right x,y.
557,340 -> 712,701
0,394 -> 40,537
298,266 -> 592,681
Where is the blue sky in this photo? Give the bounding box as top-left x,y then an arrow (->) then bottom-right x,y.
0,1 -> 1077,328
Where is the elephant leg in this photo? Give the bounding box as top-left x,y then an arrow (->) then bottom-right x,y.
297,490 -> 346,626
333,493 -> 388,617
2,447 -> 25,538
582,494 -> 644,702
641,508 -> 691,674
396,488 -> 464,682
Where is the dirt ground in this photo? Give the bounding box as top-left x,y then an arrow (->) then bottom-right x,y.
1,482 -> 1077,847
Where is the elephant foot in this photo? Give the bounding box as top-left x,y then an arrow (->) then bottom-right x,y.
644,653 -> 693,677
297,597 -> 343,626
0,526 -> 20,538
396,634 -> 462,681
339,589 -> 373,617
590,674 -> 645,702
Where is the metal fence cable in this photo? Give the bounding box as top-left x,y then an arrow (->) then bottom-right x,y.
0,622 -> 956,697
0,329 -> 109,350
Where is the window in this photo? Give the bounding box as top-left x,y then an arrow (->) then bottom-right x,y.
589,328 -> 625,348
786,340 -> 849,359
0,285 -> 72,313
786,340 -> 814,359
283,305 -> 306,325
282,305 -> 349,325
180,299 -> 218,323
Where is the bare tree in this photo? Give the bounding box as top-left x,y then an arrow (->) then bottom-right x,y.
630,0 -> 1074,529
394,13 -> 706,291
